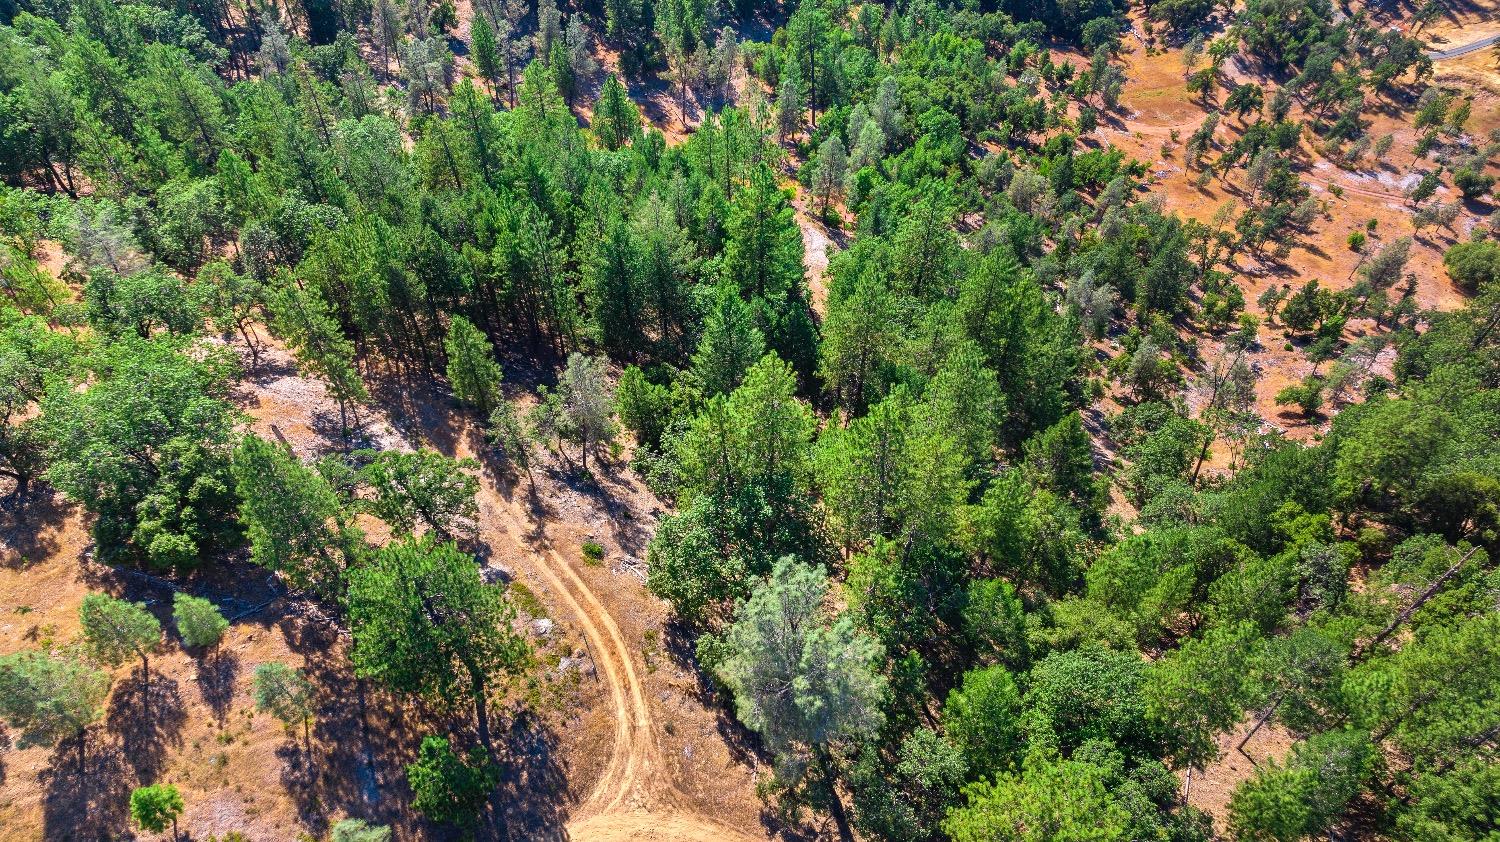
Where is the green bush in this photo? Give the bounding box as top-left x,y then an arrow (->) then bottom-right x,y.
582,541 -> 605,566
1442,240 -> 1500,293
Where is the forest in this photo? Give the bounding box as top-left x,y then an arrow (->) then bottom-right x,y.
0,0 -> 1497,839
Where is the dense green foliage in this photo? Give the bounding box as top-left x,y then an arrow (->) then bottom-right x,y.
0,0 -> 1492,836
130,783 -> 184,835
172,592 -> 229,649
0,650 -> 109,750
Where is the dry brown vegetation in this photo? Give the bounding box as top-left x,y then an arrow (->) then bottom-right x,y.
0,333 -> 784,841
4,2 -> 1499,840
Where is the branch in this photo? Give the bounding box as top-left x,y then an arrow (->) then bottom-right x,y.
1354,545 -> 1482,662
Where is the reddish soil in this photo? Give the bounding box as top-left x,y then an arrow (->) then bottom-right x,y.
0,331 -> 783,840
1072,7 -> 1497,460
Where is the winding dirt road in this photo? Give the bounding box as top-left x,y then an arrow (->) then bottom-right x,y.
240,337 -> 766,841
430,413 -> 766,840
464,438 -> 766,839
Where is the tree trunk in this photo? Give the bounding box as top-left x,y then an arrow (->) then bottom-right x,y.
1356,545 -> 1480,662
1237,695 -> 1282,765
470,668 -> 497,764
815,745 -> 853,842
141,651 -> 151,717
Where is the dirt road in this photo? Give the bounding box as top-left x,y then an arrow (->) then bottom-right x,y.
1427,33 -> 1500,60
427,413 -> 767,840
237,336 -> 768,840
443,411 -> 767,838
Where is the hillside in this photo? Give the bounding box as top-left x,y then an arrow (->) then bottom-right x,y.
2,0 -> 1498,840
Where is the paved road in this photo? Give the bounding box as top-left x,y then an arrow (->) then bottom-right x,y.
1427,33 -> 1500,61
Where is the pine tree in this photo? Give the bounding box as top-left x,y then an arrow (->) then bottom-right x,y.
775,67 -> 805,142
79,593 -> 160,699
444,316 -> 503,417
254,662 -> 316,759
0,651 -> 109,761
594,74 -> 641,150
719,558 -> 885,824
487,399 -> 536,494
691,283 -> 765,397
172,593 -> 229,650
348,537 -> 529,759
557,352 -> 616,473
233,434 -> 359,599
471,15 -> 503,104
812,135 -> 847,215
267,280 -> 367,438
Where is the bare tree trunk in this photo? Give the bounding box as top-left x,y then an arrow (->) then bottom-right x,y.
1237,695 -> 1282,765
1356,545 -> 1480,662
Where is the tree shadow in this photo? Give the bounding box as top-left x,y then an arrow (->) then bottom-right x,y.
277,614 -> 411,835
106,670 -> 187,781
196,648 -> 241,726
660,622 -> 815,841
489,708 -> 573,840
277,740 -> 331,834
549,459 -> 656,560
662,620 -> 762,770
40,729 -> 133,841
0,490 -> 75,569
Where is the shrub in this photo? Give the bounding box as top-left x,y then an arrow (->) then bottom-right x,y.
582,541 -> 604,565
173,593 -> 229,649
1442,240 -> 1500,293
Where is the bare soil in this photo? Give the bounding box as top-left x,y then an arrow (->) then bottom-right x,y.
0,332 -> 785,841
1075,6 -> 1497,458
1183,717 -> 1297,831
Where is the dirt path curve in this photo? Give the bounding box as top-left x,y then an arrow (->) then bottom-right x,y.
237,335 -> 765,841
413,416 -> 764,841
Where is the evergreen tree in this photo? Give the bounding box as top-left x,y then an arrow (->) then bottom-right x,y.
594,74 -> 641,150
79,593 -> 160,692
347,537 -> 528,758
130,784 -> 184,840
719,558 -> 885,824
172,593 -> 228,650
487,399 -> 537,493
556,352 -> 616,473
233,434 -> 359,599
267,280 -> 368,436
723,167 -> 815,380
471,15 -> 503,104
444,315 -> 503,417
812,135 -> 847,215
691,283 -> 766,397
0,650 -> 109,756
254,662 -> 316,759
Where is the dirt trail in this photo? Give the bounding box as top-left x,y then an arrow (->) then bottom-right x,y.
236,336 -> 767,839
420,416 -> 765,840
